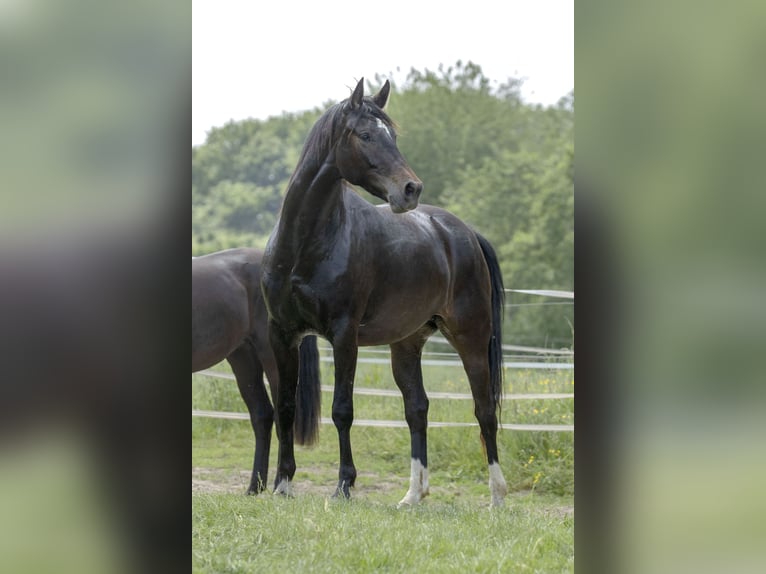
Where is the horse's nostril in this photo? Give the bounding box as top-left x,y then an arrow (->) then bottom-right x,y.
405,181 -> 423,197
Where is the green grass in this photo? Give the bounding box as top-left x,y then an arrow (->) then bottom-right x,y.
193,357 -> 574,572
192,493 -> 573,574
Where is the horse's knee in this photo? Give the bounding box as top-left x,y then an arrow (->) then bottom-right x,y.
473,402 -> 497,422
331,405 -> 353,430
331,391 -> 354,429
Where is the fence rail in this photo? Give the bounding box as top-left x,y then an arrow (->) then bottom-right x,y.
319,356 -> 573,369
196,369 -> 573,401
506,289 -> 574,299
194,369 -> 574,433
192,409 -> 574,432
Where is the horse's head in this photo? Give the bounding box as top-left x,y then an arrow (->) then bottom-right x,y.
334,78 -> 423,213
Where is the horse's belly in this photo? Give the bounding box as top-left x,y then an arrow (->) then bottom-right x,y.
356,308 -> 436,346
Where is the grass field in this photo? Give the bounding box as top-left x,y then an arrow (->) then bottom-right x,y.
192,354 -> 574,572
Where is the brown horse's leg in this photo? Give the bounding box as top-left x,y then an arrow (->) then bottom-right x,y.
443,326 -> 508,507
329,323 -> 359,499
268,321 -> 299,495
227,340 -> 273,494
390,326 -> 435,507
250,319 -> 280,423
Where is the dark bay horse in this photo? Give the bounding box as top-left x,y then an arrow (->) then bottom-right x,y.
192,247 -> 321,494
262,79 -> 508,506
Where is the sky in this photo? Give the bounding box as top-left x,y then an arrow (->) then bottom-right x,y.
192,0 -> 573,146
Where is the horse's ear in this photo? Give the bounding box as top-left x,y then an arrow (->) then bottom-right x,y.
349,78 -> 365,110
372,80 -> 390,109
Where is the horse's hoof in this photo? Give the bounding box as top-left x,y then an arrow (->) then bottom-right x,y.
246,482 -> 266,496
397,480 -> 429,508
396,491 -> 423,508
273,477 -> 294,497
273,489 -> 294,498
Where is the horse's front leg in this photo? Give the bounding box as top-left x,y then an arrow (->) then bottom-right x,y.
268,320 -> 300,496
330,324 -> 359,499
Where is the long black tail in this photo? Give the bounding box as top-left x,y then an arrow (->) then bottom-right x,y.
475,232 -> 505,411
294,335 -> 321,446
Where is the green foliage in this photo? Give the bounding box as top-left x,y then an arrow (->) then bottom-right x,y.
192,180 -> 275,252
381,61 -> 529,208
191,61 -> 574,347
192,110 -> 322,253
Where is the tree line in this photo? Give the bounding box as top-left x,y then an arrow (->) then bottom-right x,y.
192,61 -> 573,349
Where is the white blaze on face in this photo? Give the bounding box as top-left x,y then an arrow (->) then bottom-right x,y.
397,458 -> 430,507
488,462 -> 508,507
375,117 -> 393,140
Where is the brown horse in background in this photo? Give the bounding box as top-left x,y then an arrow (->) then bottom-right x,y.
192,247 -> 320,493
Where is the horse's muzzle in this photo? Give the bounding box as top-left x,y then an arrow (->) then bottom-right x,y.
389,180 -> 422,213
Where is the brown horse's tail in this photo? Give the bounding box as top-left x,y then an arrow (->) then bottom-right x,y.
475,232 -> 505,412
294,335 -> 322,446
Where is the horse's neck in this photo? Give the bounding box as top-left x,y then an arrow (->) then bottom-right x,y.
275,160 -> 345,260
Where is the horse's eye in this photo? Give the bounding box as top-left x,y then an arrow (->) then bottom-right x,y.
359,132 -> 371,142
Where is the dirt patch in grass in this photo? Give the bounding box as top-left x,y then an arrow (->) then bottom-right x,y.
192,467 -> 573,518
192,467 -> 250,494
192,465 -> 403,498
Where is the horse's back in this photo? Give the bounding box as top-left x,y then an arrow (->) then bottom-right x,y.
367,202 -> 488,275
368,200 -> 474,240
193,247 -> 263,269
191,248 -> 265,371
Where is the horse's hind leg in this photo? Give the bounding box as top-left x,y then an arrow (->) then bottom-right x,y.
227,340 -> 273,494
390,325 -> 436,507
444,327 -> 508,507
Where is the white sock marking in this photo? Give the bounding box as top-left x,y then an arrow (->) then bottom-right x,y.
488,462 -> 508,507
398,458 -> 429,507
